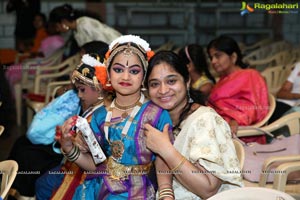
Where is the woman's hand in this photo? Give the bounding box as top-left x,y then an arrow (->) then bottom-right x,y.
228,119 -> 239,138
144,124 -> 173,155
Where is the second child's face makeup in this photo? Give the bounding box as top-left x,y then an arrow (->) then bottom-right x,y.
75,83 -> 99,111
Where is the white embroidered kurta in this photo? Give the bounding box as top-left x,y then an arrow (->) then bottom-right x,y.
74,16 -> 121,47
173,106 -> 244,199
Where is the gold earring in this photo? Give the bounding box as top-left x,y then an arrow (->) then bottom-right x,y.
141,83 -> 147,91
106,79 -> 112,87
62,24 -> 69,30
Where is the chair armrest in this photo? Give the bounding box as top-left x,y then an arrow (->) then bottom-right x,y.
273,161 -> 300,191
259,155 -> 300,187
237,112 -> 300,138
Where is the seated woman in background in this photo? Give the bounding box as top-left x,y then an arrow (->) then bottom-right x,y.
144,51 -> 243,200
207,35 -> 269,144
269,62 -> 300,123
177,44 -> 215,98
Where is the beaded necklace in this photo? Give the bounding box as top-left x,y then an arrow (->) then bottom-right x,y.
114,96 -> 141,119
104,93 -> 144,160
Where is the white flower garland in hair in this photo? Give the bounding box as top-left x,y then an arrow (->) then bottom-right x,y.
109,35 -> 151,52
81,54 -> 105,67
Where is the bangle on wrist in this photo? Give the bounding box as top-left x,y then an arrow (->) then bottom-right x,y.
61,145 -> 80,162
171,156 -> 186,172
158,188 -> 174,200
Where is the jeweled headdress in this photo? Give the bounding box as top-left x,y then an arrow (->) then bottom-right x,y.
71,54 -> 111,91
105,35 -> 155,72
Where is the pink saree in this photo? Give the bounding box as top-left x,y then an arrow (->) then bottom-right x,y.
208,69 -> 269,144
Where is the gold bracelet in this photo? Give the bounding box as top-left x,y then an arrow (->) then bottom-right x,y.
171,156 -> 186,172
158,188 -> 174,200
61,145 -> 80,162
158,183 -> 172,189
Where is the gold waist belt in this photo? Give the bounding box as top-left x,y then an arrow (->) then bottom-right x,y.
106,157 -> 152,180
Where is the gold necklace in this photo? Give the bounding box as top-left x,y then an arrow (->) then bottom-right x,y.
104,93 -> 144,160
114,96 -> 141,118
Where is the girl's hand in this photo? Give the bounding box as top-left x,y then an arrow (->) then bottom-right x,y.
144,124 -> 172,155
56,116 -> 78,152
73,132 -> 89,153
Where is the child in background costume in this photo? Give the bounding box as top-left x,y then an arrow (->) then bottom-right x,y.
35,52 -> 113,200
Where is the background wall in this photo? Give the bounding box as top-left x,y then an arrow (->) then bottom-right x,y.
0,1 -> 299,50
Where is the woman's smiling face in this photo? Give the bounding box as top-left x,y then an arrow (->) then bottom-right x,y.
147,61 -> 187,111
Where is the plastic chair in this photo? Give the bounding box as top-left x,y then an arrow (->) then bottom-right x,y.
0,160 -> 18,200
14,48 -> 65,126
247,50 -> 292,71
260,65 -> 292,95
237,93 -> 276,137
239,38 -> 273,55
243,40 -> 292,66
238,112 -> 300,198
25,53 -> 80,126
237,108 -> 300,138
233,139 -> 245,169
207,187 -> 295,200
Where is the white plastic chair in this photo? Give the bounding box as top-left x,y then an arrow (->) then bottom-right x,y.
243,40 -> 292,67
14,48 -> 65,126
238,112 -> 300,198
207,187 -> 295,200
260,65 -> 292,95
0,160 -> 18,200
247,50 -> 292,71
25,53 -> 80,126
233,139 -> 245,169
237,93 -> 276,138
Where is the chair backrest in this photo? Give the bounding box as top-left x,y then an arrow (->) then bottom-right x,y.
207,187 -> 295,200
236,93 -> 276,137
261,66 -> 288,95
243,40 -> 292,64
0,160 -> 18,200
253,93 -> 276,128
248,50 -> 293,71
240,38 -> 273,55
33,53 -> 80,94
232,139 -> 245,169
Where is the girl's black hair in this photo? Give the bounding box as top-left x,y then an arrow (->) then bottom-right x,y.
178,44 -> 216,84
207,35 -> 248,69
81,41 -> 108,63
